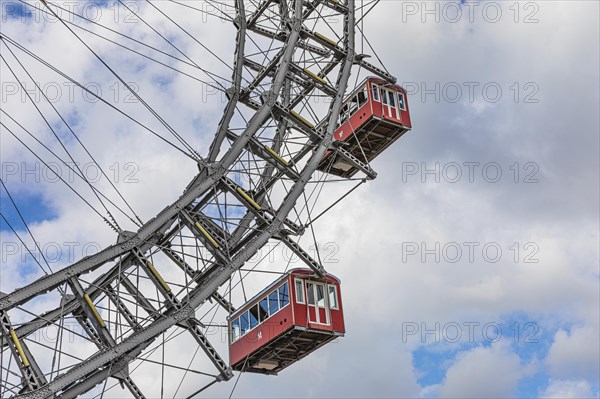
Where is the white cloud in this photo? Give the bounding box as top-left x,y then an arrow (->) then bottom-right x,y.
437,343 -> 532,398
1,0 -> 598,398
546,324 -> 600,381
541,379 -> 596,399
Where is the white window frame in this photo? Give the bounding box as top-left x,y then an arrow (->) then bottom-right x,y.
397,92 -> 407,111
258,296 -> 269,323
372,84 -> 380,102
382,88 -> 389,105
315,283 -> 327,309
348,96 -> 359,116
306,282 -> 330,325
306,282 -> 315,305
388,90 -> 396,107
249,303 -> 259,330
278,281 -> 290,308
358,87 -> 368,107
295,279 -> 305,304
327,284 -> 339,310
239,310 -> 250,337
231,317 -> 241,343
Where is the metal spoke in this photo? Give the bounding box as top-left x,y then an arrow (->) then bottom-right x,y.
0,0 -> 403,397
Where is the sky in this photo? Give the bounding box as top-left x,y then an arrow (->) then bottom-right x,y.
0,1 -> 599,398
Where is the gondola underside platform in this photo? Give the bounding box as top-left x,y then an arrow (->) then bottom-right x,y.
318,116 -> 410,178
231,326 -> 344,375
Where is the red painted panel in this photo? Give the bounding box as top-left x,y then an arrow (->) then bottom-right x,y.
319,307 -> 327,323
366,77 -> 411,128
229,270 -> 345,367
329,287 -> 345,332
322,77 -> 413,168
330,310 -> 344,332
308,306 -> 317,323
371,98 -> 383,120
399,88 -> 412,128
334,103 -> 372,142
229,304 -> 294,366
294,270 -> 344,333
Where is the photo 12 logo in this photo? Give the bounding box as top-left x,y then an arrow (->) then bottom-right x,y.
1,162 -> 140,184
401,241 -> 540,264
401,82 -> 540,104
400,2 -> 540,24
1,1 -> 144,24
401,162 -> 540,184
1,81 -> 140,104
1,241 -> 103,264
401,321 -> 540,344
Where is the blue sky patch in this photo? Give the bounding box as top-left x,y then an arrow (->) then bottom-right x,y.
413,345 -> 450,387
411,312 -> 583,398
2,2 -> 33,21
0,190 -> 57,232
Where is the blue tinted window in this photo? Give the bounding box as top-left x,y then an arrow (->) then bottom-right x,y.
269,290 -> 279,315
240,311 -> 249,336
259,297 -> 269,322
279,282 -> 289,308
249,305 -> 259,329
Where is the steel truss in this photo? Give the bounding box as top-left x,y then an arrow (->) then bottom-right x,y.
0,0 -> 395,397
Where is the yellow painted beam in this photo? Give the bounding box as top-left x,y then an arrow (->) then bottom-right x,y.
236,187 -> 262,210
146,262 -> 172,293
264,145 -> 289,166
195,222 -> 220,249
84,293 -> 106,329
314,32 -> 337,47
303,68 -> 327,85
290,110 -> 314,128
10,330 -> 30,368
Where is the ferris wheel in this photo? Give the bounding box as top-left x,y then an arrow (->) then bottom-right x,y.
0,1 -> 411,397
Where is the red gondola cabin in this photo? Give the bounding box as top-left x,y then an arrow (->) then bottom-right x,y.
317,77 -> 412,177
228,269 -> 344,374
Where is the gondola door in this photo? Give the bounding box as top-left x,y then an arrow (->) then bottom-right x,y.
306,281 -> 330,325
381,88 -> 399,120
